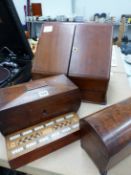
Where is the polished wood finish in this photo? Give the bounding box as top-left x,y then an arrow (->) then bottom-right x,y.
69,77 -> 109,104
69,24 -> 112,78
0,75 -> 81,136
32,22 -> 75,75
33,22 -> 113,104
80,98 -> 131,175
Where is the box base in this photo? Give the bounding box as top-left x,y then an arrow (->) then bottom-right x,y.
81,89 -> 107,104
9,131 -> 80,169
6,112 -> 80,169
69,76 -> 108,104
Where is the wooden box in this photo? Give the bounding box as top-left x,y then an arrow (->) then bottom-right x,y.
32,3 -> 42,16
0,75 -> 81,168
80,98 -> 131,175
0,75 -> 81,136
32,22 -> 113,104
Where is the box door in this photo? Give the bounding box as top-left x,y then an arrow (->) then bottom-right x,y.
33,22 -> 75,75
69,24 -> 113,79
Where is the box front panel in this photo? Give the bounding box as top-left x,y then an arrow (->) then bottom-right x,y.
0,89 -> 80,135
69,24 -> 113,79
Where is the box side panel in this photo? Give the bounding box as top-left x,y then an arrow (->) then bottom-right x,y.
80,119 -> 109,173
69,76 -> 109,103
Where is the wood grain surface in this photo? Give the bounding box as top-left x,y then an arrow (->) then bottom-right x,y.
80,97 -> 131,175
0,75 -> 81,135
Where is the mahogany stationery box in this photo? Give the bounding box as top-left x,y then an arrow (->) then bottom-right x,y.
80,98 -> 131,175
0,0 -> 33,88
32,22 -> 113,104
0,75 -> 81,168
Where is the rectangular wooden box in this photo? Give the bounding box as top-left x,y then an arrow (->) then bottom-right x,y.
32,22 -> 113,104
80,98 -> 131,175
6,112 -> 80,169
0,75 -> 81,136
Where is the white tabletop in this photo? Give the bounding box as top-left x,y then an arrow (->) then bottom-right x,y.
0,46 -> 131,175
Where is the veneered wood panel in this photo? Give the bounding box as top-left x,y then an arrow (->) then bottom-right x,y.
33,22 -> 75,75
69,23 -> 113,79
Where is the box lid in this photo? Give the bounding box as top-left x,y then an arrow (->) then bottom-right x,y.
0,75 -> 78,111
0,0 -> 33,59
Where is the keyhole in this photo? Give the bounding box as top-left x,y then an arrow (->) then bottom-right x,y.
42,110 -> 48,116
73,47 -> 78,52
